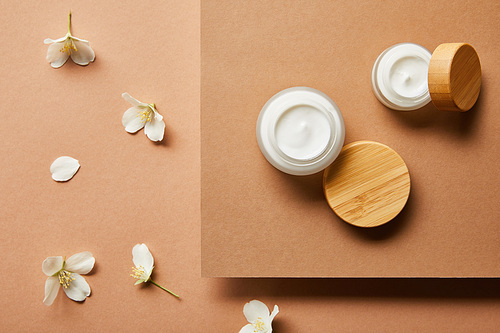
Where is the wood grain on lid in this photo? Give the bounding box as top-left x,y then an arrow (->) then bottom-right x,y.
323,141 -> 411,228
428,43 -> 481,112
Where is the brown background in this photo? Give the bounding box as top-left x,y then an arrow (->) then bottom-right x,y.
0,0 -> 499,332
201,0 -> 500,277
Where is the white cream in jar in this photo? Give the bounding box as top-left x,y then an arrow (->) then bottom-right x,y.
256,87 -> 345,176
371,43 -> 432,111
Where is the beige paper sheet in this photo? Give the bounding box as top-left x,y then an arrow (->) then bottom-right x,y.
201,0 -> 500,277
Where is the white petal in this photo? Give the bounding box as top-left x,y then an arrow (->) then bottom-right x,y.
44,35 -> 68,44
144,112 -> 165,142
42,256 -> 64,276
238,324 -> 255,333
63,273 -> 91,301
65,251 -> 95,274
70,36 -> 90,43
243,300 -> 270,323
46,40 -> 70,68
70,39 -> 95,66
132,244 -> 154,275
270,305 -> 279,321
122,107 -> 145,133
153,110 -> 163,122
50,156 -> 80,182
43,276 -> 60,306
122,93 -> 147,107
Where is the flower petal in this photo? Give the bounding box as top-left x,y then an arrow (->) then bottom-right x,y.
46,40 -> 70,68
238,324 -> 255,333
270,305 -> 279,321
144,112 -> 165,142
70,39 -> 95,66
70,36 -> 90,43
243,300 -> 270,324
122,93 -> 147,107
122,107 -> 146,133
42,256 -> 64,276
44,35 -> 68,44
65,251 -> 95,274
63,273 -> 91,302
132,244 -> 154,275
43,276 -> 60,306
50,156 -> 80,182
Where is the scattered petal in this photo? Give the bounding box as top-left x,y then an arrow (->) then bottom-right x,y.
50,156 -> 80,182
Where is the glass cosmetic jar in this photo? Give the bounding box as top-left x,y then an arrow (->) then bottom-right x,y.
372,43 -> 432,111
372,42 -> 481,112
256,87 -> 345,176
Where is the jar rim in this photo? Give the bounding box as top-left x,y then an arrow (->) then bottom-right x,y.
371,43 -> 432,111
256,87 -> 345,175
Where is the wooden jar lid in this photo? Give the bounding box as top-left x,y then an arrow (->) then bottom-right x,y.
323,141 -> 411,228
428,43 -> 481,112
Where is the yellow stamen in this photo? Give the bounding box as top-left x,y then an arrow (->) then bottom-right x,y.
60,39 -> 78,55
253,317 -> 266,332
58,270 -> 75,289
130,265 -> 148,280
136,108 -> 154,124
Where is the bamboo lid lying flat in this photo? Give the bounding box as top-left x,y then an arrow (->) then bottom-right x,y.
323,141 -> 411,228
428,43 -> 481,112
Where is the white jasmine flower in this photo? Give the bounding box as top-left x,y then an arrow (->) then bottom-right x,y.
44,11 -> 95,68
122,93 -> 166,142
50,156 -> 80,181
239,300 -> 279,333
42,251 -> 95,306
131,244 -> 179,298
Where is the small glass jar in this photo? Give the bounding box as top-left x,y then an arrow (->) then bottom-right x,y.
372,42 -> 482,112
371,43 -> 432,111
256,87 -> 345,176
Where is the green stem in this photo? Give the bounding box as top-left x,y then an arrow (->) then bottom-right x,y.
150,280 -> 180,298
68,11 -> 72,34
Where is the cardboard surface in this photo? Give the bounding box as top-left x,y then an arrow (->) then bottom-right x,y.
201,0 -> 500,277
1,1 -> 500,331
0,0 -> 202,330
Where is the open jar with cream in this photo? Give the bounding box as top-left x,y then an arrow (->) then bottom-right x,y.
256,87 -> 345,176
372,42 -> 481,112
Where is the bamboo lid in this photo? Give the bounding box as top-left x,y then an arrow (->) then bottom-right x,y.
428,43 -> 481,112
323,141 -> 411,228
